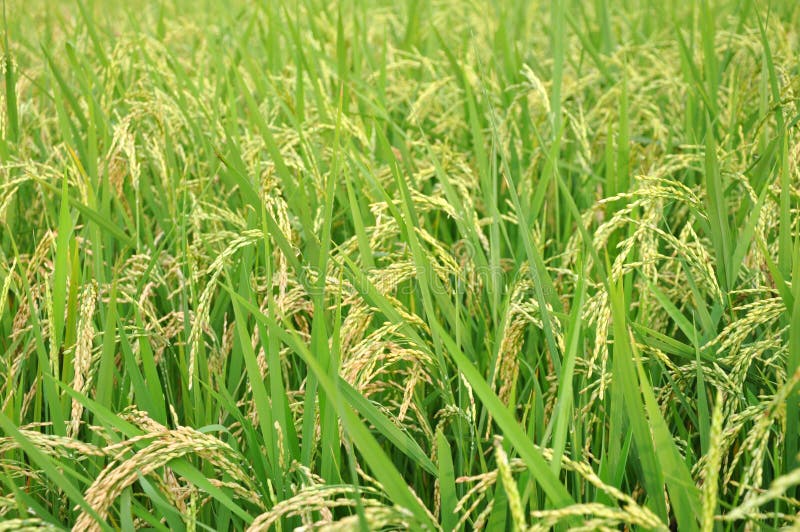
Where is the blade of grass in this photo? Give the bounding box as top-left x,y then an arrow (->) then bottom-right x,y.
608,278 -> 668,521
436,429 -> 458,531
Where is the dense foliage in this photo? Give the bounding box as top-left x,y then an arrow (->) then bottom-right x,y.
1,0 -> 799,530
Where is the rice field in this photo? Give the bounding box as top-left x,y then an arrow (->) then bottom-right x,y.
1,0 -> 799,530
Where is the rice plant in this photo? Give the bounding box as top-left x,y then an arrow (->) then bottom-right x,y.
1,0 -> 799,529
